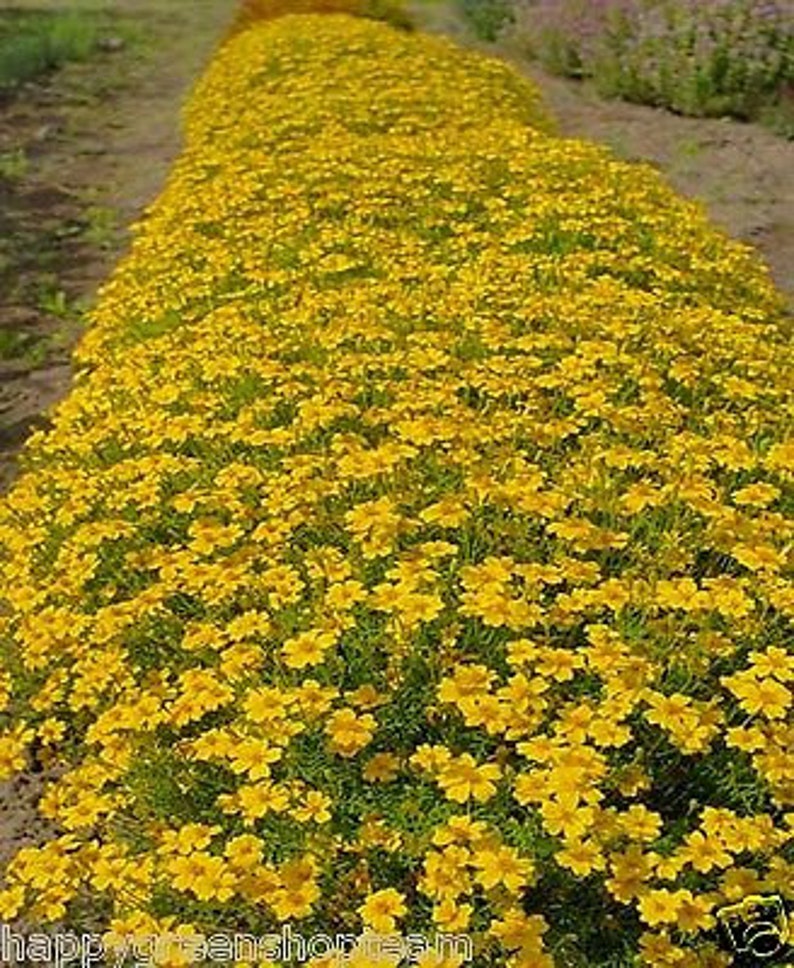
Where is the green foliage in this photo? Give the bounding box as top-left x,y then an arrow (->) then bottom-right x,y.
0,10 -> 98,88
510,0 -> 794,125
457,0 -> 515,41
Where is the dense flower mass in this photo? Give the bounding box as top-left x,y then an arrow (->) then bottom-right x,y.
0,9 -> 792,967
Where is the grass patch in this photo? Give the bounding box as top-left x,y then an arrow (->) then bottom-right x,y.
455,0 -> 514,41
0,9 -> 99,88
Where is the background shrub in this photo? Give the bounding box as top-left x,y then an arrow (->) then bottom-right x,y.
509,0 -> 794,121
456,0 -> 517,42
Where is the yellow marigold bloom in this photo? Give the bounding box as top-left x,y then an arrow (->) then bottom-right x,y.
325,579 -> 368,611
432,896 -> 472,932
363,752 -> 401,782
437,664 -> 496,704
717,866 -> 764,901
293,679 -> 340,717
506,639 -> 543,667
720,670 -> 791,719
732,541 -> 786,572
243,686 -> 292,724
326,708 -> 377,757
539,796 -> 597,840
431,815 -> 489,847
606,846 -> 656,902
235,781 -> 291,823
167,852 -> 236,902
638,931 -> 687,966
0,726 -> 34,779
637,889 -> 691,927
419,846 -> 471,900
419,497 -> 469,527
534,648 -> 585,682
488,908 -> 549,952
0,885 -> 26,920
471,844 -> 534,893
348,683 -> 388,709
675,831 -> 733,873
617,805 -> 663,843
228,737 -> 282,780
588,717 -> 632,748
651,853 -> 686,881
554,838 -> 606,876
159,824 -> 221,857
748,645 -> 794,681
270,880 -> 321,921
410,744 -> 453,774
358,888 -> 407,933
642,690 -> 692,728
223,834 -> 264,871
282,628 -> 338,668
291,789 -> 333,824
437,753 -> 501,803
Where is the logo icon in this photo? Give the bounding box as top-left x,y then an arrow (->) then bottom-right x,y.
716,894 -> 791,962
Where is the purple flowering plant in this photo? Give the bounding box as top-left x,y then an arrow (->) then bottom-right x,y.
509,0 -> 793,120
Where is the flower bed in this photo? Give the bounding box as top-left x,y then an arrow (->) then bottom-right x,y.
0,8 -> 792,967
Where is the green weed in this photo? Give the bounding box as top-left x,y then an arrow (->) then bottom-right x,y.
0,148 -> 28,180
0,11 -> 99,88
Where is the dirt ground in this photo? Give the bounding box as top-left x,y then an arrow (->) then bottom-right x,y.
0,0 -> 792,935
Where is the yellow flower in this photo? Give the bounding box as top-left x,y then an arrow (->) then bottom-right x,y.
0,726 -> 34,779
291,789 -> 333,824
363,752 -> 400,783
471,844 -> 534,892
235,782 -> 291,823
675,892 -> 715,933
539,795 -> 596,840
410,744 -> 453,774
431,815 -> 489,847
721,670 -> 791,718
437,753 -> 501,803
326,708 -> 377,757
419,846 -> 471,900
270,881 -> 321,921
637,889 -> 690,927
732,542 -> 786,572
638,931 -> 687,966
675,831 -> 732,873
432,897 -> 472,932
437,664 -> 496,705
554,838 -> 606,876
617,805 -> 663,842
224,834 -> 263,871
167,852 -> 236,902
358,888 -> 407,933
